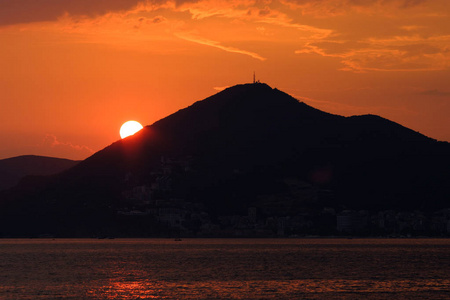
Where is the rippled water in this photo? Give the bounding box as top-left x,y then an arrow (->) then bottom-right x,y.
0,238 -> 449,299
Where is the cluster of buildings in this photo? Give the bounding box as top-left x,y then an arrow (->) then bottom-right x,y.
336,209 -> 450,236
117,189 -> 450,237
115,156 -> 450,237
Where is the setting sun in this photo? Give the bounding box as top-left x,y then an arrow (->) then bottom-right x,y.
120,121 -> 143,139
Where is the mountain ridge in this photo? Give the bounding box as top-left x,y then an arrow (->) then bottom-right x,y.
0,83 -> 448,237
0,155 -> 79,191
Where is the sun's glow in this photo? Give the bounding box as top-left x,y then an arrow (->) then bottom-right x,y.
120,121 -> 143,139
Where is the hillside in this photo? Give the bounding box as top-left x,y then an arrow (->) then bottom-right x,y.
1,83 -> 449,237
0,155 -> 79,191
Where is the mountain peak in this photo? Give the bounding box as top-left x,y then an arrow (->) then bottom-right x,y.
221,82 -> 273,92
2,82 -> 450,237
151,82 -> 329,130
215,82 -> 290,102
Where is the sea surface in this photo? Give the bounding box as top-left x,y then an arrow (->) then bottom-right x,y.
0,238 -> 449,299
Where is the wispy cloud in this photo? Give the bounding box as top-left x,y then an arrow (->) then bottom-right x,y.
213,85 -> 231,91
41,134 -> 95,155
296,33 -> 450,72
176,32 -> 267,60
255,13 -> 333,40
280,0 -> 429,16
2,0 -> 448,73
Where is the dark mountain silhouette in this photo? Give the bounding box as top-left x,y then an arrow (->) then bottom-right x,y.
1,83 -> 449,237
0,155 -> 79,191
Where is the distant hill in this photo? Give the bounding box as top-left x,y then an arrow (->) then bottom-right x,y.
1,83 -> 449,237
0,155 -> 79,191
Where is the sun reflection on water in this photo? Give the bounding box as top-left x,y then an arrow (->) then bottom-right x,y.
1,239 -> 449,299
87,280 -> 161,299
85,278 -> 450,299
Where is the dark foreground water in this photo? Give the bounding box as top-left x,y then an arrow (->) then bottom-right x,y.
0,238 -> 449,299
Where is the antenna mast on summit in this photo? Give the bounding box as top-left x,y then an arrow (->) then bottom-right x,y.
253,72 -> 256,84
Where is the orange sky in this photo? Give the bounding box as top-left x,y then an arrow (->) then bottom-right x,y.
1,0 -> 450,160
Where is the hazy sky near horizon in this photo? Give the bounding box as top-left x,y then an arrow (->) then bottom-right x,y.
1,0 -> 450,159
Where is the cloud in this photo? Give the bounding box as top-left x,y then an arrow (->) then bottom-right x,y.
0,0 -> 434,28
133,15 -> 167,28
0,0 -> 150,26
151,15 -> 167,23
213,85 -> 231,91
135,16 -> 167,24
258,7 -> 271,17
41,134 -> 95,157
173,0 -> 256,19
338,50 -> 439,72
2,0 -> 446,73
176,32 -> 267,60
255,13 -> 333,40
280,0 -> 428,16
296,34 -> 450,72
0,0 -> 333,43
295,41 -> 366,58
0,0 -> 332,45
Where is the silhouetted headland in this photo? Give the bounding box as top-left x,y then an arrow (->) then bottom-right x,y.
1,83 -> 449,237
0,155 -> 79,191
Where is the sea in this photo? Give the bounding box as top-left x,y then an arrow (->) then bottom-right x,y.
0,238 -> 449,299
